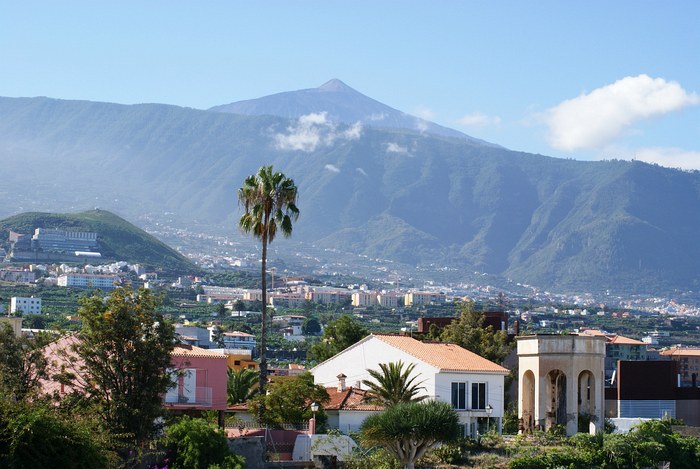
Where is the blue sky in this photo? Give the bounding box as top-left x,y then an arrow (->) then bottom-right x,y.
1,1 -> 698,168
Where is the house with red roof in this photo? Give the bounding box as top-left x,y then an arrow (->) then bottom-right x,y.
41,335 -> 229,416
311,334 -> 510,437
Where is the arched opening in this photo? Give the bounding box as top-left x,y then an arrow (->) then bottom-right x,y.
520,370 -> 535,434
578,370 -> 596,433
545,369 -> 567,431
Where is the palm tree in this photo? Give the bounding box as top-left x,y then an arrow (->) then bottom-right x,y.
227,368 -> 259,406
360,400 -> 460,469
362,361 -> 427,406
238,165 -> 299,398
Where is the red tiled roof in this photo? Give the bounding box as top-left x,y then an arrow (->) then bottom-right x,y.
372,334 -> 509,373
324,386 -> 383,411
608,335 -> 646,345
660,347 -> 700,357
172,344 -> 228,359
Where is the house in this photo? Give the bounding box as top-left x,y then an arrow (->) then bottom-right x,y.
10,296 -> 42,314
660,347 -> 700,387
311,334 -> 509,437
323,374 -> 383,433
165,344 -> 229,412
222,331 -> 256,352
40,335 -> 229,416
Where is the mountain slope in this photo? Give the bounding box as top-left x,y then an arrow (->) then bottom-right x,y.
0,210 -> 198,273
0,93 -> 699,294
209,79 -> 496,146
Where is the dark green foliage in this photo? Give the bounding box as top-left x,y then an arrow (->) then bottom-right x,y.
164,417 -> 244,469
361,361 -> 426,406
226,368 -> 258,406
308,314 -> 368,362
0,400 -> 117,469
247,372 -> 329,428
441,301 -> 511,364
0,323 -> 47,401
302,316 -> 321,335
0,210 -> 198,274
73,286 -> 176,449
360,400 -> 460,469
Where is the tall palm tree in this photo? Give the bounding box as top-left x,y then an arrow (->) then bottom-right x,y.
238,165 -> 299,398
362,361 -> 427,406
227,368 -> 259,406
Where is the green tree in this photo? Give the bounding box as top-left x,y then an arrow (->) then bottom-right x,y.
360,400 -> 460,469
211,325 -> 225,348
164,417 -> 244,469
238,165 -> 299,398
362,361 -> 426,406
302,316 -> 321,336
227,368 -> 258,406
309,315 -> 368,362
440,302 -> 511,364
0,323 -> 48,402
248,372 -> 329,428
72,286 -> 176,452
0,399 -> 118,468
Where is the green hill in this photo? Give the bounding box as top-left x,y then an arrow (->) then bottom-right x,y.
0,210 -> 198,274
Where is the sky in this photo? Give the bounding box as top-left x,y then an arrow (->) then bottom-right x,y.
1,1 -> 698,169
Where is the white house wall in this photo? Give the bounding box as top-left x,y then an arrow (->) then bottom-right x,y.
312,337 -> 439,399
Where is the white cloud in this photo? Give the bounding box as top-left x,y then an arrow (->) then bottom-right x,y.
386,142 -> 409,154
632,147 -> 700,171
274,112 -> 363,152
546,75 -> 699,151
356,167 -> 368,176
325,164 -> 340,173
414,106 -> 435,120
457,112 -> 501,127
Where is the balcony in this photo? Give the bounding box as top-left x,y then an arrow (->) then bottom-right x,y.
164,386 -> 213,407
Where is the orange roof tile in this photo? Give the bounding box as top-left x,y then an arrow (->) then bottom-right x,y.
324,386 -> 384,411
608,335 -> 646,345
660,347 -> 700,357
372,334 -> 509,373
172,344 -> 228,359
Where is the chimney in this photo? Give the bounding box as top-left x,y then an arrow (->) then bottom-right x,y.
337,373 -> 347,392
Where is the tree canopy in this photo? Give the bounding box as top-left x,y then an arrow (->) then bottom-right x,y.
227,368 -> 258,406
0,323 -> 48,402
72,286 -> 176,450
360,400 -> 460,469
309,315 -> 368,362
440,302 -> 511,364
248,372 -> 329,428
362,361 -> 426,406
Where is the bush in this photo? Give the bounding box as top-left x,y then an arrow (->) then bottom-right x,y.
163,417 -> 244,469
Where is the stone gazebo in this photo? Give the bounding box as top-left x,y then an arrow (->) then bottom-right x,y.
517,334 -> 605,436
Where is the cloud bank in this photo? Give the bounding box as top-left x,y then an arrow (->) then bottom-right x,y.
633,147 -> 700,171
386,142 -> 409,154
274,112 -> 362,152
546,75 -> 699,151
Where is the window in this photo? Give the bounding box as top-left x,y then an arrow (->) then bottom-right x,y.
471,382 -> 486,410
451,382 -> 466,409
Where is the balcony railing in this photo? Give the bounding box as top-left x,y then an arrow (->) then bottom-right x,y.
164,386 -> 213,407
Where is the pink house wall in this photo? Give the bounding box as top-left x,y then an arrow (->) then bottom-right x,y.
168,354 -> 229,411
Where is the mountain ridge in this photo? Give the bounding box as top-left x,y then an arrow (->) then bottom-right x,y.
0,86 -> 698,295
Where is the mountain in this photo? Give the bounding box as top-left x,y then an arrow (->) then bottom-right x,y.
0,86 -> 699,295
209,79 -> 497,146
0,210 -> 198,273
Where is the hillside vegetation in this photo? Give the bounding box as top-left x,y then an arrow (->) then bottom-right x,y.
0,210 -> 198,274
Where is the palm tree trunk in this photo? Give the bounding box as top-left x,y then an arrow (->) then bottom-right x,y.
259,234 -> 268,398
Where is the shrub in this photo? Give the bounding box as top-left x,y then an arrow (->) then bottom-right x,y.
163,417 -> 244,469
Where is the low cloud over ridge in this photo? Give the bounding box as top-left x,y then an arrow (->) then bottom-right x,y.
546,75 -> 699,151
274,112 -> 362,152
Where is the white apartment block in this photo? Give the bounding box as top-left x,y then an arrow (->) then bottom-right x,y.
404,291 -> 446,306
377,292 -> 400,308
57,274 -> 119,289
10,296 -> 42,314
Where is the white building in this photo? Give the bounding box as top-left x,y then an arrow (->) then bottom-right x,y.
10,296 -> 42,315
222,331 -> 256,352
311,334 -> 509,436
57,274 -> 119,289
